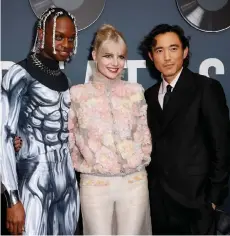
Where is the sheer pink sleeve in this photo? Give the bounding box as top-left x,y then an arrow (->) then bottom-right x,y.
68,97 -> 81,170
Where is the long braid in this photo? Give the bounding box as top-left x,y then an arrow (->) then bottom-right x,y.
52,11 -> 64,54
41,10 -> 53,49
32,8 -> 53,52
68,13 -> 78,55
31,7 -> 78,59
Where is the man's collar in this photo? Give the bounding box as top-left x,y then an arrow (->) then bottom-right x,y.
160,67 -> 183,93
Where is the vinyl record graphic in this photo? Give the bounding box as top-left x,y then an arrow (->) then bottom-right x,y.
29,0 -> 106,31
176,0 -> 230,32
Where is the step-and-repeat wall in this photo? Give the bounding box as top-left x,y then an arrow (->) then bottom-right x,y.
1,0 -> 230,212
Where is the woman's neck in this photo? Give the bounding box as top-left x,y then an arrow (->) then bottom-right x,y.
92,72 -> 122,87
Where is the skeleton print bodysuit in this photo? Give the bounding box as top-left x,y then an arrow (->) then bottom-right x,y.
1,53 -> 79,235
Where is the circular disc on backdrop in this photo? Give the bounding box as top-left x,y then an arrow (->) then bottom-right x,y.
176,0 -> 230,32
29,0 -> 106,31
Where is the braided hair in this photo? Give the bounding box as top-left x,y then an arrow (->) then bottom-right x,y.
32,7 -> 78,57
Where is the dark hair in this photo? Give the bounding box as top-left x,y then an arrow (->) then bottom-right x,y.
139,24 -> 191,77
39,7 -> 74,29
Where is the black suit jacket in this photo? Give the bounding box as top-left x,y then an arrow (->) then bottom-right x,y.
145,68 -> 230,208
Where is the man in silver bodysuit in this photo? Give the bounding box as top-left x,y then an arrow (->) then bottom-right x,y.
1,7 -> 80,235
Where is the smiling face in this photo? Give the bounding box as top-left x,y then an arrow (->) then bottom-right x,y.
148,32 -> 188,83
92,38 -> 127,80
39,16 -> 76,61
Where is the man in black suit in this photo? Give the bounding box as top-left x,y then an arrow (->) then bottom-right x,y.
140,24 -> 230,234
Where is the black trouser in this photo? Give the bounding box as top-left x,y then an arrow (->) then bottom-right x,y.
149,183 -> 216,235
